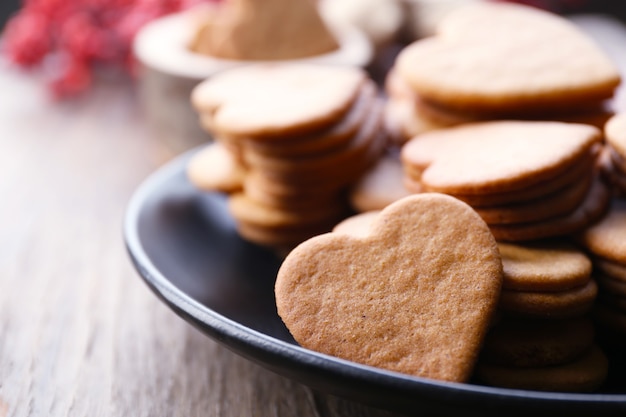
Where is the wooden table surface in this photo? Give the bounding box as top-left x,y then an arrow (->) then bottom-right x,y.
1,15 -> 626,417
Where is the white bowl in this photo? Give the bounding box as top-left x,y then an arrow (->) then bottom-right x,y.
134,9 -> 373,78
133,8 -> 373,154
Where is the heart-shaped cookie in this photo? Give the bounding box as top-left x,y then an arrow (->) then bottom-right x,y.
191,64 -> 366,137
401,121 -> 600,195
275,193 -> 502,381
395,3 -> 620,115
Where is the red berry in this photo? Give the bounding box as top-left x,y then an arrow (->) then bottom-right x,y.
114,6 -> 162,45
3,0 -> 217,97
50,57 -> 92,97
3,12 -> 51,66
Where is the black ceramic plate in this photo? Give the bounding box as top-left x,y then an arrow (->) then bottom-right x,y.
124,149 -> 626,416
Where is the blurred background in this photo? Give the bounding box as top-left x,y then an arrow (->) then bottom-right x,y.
0,0 -> 19,28
1,0 -> 625,148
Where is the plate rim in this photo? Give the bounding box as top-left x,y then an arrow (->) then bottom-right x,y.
123,149 -> 626,415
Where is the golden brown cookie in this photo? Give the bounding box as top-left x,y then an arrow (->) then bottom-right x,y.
596,274 -> 626,298
401,121 -> 601,195
385,68 -> 416,102
599,120 -> 626,195
230,191 -> 349,253
332,210 -> 379,237
489,178 -> 610,242
242,80 -> 376,158
243,178 -> 342,211
498,279 -> 597,319
551,106 -> 614,129
275,193 -> 503,381
228,192 -> 347,229
186,142 -> 246,193
236,218 -> 339,251
413,96 -> 614,130
241,99 -> 384,179
395,3 -> 620,115
349,152 -> 411,212
475,345 -> 608,392
579,198 -> 626,264
403,174 -> 424,194
480,318 -> 595,368
602,163 -> 626,196
252,131 -> 387,190
498,241 -> 592,292
594,257 -> 626,282
411,96 -> 476,127
383,98 -> 447,145
192,64 -> 366,137
387,57 -> 613,146
243,169 -> 348,199
605,112 -> 626,160
609,147 -> 626,175
473,173 -> 592,225
446,151 -> 593,208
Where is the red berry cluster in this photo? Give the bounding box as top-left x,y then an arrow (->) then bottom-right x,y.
3,0 -> 214,98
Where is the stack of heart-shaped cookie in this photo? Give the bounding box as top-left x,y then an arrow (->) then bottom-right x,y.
475,241 -> 608,392
401,120 -> 610,242
600,113 -> 626,195
190,64 -> 386,251
579,199 -> 626,350
384,2 -> 620,144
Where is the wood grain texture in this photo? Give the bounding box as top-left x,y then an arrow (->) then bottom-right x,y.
0,64 -> 405,417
